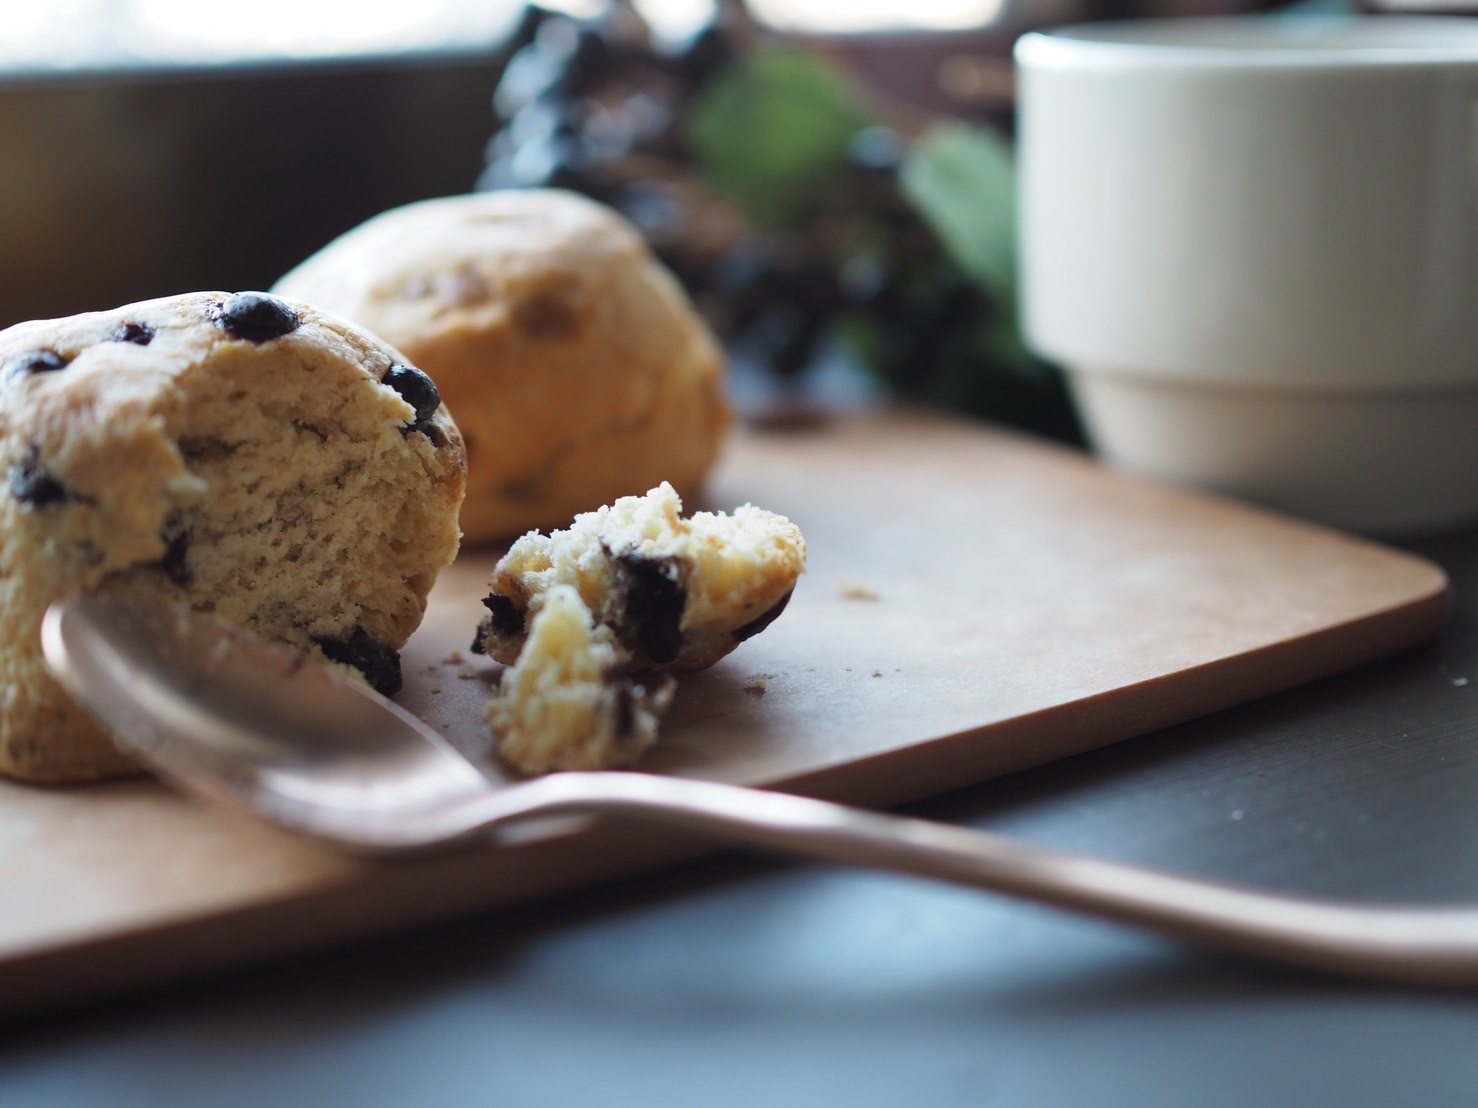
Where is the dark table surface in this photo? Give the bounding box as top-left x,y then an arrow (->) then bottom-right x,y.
4,516 -> 1478,1105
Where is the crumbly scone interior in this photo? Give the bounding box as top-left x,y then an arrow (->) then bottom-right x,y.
478,485 -> 802,774
127,326 -> 458,653
486,584 -> 674,774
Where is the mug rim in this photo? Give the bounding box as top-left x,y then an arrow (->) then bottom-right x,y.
1015,14 -> 1478,70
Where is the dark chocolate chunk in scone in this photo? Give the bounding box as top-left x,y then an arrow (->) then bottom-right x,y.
213,293 -> 301,342
8,445 -> 74,508
616,552 -> 686,665
112,321 -> 155,346
155,523 -> 191,585
314,628 -> 403,697
472,592 -> 526,655
383,363 -> 442,428
482,592 -> 525,636
5,350 -> 69,377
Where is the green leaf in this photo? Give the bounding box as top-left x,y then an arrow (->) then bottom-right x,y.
899,122 -> 1017,300
687,46 -> 872,227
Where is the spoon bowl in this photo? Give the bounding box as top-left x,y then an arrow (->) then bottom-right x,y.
43,595 -> 497,847
40,593 -> 1478,987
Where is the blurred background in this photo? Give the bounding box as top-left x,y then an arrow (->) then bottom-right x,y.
0,0 -> 1433,438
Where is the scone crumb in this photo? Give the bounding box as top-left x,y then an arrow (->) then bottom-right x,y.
839,578 -> 879,601
743,674 -> 768,698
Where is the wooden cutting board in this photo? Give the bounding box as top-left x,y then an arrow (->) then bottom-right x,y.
0,409 -> 1451,1017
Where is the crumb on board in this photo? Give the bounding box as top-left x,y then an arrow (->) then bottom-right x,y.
871,670 -> 883,678
444,649 -> 465,665
743,674 -> 769,698
838,578 -> 879,601
457,664 -> 478,679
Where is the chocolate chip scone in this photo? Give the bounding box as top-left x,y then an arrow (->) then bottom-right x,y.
272,189 -> 731,545
474,482 -> 805,673
0,291 -> 466,783
475,482 -> 803,774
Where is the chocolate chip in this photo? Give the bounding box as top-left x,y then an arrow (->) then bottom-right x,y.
384,363 -> 441,427
732,588 -> 794,643
155,526 -> 190,585
213,293 -> 300,342
7,445 -> 71,508
4,349 -> 68,377
471,593 -> 523,655
617,553 -> 686,665
480,593 -> 525,637
613,675 -> 675,742
613,679 -> 638,739
314,628 -> 402,697
112,321 -> 155,346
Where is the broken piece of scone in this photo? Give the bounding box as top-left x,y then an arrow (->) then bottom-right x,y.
474,482 -> 805,774
485,585 -> 677,773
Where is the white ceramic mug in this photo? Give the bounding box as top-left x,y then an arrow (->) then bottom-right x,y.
1015,15 -> 1478,534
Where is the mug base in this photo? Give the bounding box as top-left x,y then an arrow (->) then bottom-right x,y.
1068,370 -> 1478,536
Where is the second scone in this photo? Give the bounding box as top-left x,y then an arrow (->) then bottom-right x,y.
273,189 -> 731,545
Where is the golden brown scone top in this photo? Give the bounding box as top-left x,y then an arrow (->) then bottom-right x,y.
275,189 -> 731,545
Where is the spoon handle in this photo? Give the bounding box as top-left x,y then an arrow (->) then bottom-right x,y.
484,772 -> 1478,987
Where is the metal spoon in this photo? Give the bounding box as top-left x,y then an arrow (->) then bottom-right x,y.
40,593 -> 1478,987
